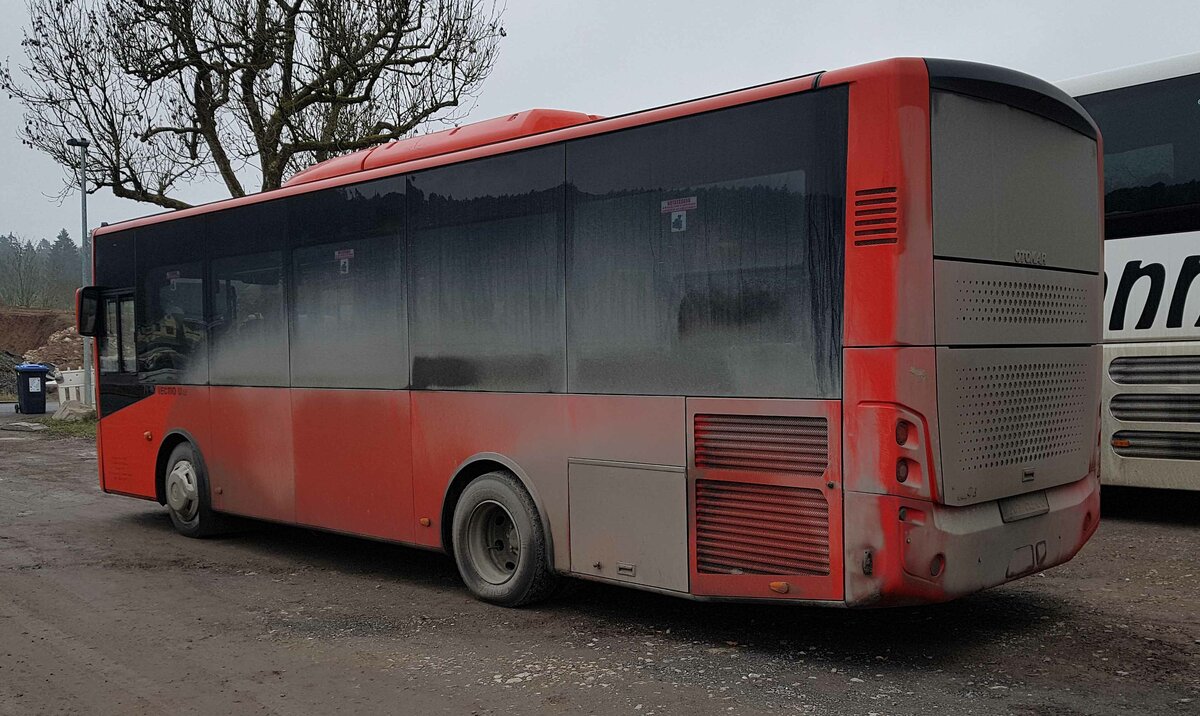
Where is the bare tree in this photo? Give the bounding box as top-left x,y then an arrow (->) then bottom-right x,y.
2,0 -> 505,210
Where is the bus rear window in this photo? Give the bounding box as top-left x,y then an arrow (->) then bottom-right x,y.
1076,72 -> 1200,239
931,90 -> 1100,272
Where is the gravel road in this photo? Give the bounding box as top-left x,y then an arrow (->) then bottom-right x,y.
1,425 -> 1197,715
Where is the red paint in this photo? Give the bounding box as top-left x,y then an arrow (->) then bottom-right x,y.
207,387 -> 295,522
686,398 -> 844,601
842,347 -> 941,502
98,386 -> 211,500
292,389 -> 414,542
825,58 -> 935,348
284,110 -> 600,188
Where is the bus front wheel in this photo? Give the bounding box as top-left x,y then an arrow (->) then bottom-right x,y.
451,471 -> 557,607
164,442 -> 225,538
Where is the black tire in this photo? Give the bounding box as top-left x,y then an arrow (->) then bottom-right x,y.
451,471 -> 558,607
163,442 -> 225,538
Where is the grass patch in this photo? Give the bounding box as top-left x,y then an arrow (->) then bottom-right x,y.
32,416 -> 98,439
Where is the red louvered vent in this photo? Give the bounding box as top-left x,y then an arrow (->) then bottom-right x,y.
853,186 -> 899,246
694,414 -> 828,475
696,480 -> 831,575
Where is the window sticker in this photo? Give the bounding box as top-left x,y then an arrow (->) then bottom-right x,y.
660,196 -> 697,213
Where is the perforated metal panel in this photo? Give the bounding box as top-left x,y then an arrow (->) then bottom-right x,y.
933,259 -> 1101,345
695,480 -> 830,576
937,345 -> 1100,505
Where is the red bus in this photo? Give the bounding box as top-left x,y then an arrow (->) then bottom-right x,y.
78,57 -> 1103,607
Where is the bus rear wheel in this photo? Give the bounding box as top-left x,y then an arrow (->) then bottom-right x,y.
451,471 -> 557,607
164,442 -> 225,538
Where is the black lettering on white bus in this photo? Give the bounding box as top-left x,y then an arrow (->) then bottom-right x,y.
1106,255 -> 1200,332
1167,256 -> 1200,329
1110,260 -> 1166,331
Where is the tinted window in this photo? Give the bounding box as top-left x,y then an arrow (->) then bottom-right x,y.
1077,73 -> 1200,239
566,89 -> 847,397
290,179 -> 407,388
95,231 -> 135,288
100,295 -> 137,374
211,251 -> 288,386
120,297 -> 135,373
408,146 -> 565,391
136,220 -> 207,384
99,298 -> 119,373
206,202 -> 289,386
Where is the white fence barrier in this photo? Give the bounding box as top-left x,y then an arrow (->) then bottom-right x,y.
58,368 -> 87,404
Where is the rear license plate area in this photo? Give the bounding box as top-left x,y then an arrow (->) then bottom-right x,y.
999,490 -> 1049,523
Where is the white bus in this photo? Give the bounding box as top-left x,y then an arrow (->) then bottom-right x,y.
1062,54 -> 1200,490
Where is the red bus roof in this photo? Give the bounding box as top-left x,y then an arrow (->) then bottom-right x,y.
284,109 -> 602,188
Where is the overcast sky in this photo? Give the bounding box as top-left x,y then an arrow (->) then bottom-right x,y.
1,0 -> 1197,245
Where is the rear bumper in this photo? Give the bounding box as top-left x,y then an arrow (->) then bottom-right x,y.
842,473 -> 1100,607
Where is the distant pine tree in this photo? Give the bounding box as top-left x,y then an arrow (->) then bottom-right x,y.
0,228 -> 80,308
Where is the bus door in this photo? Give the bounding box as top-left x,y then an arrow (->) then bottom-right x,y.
94,288 -> 160,498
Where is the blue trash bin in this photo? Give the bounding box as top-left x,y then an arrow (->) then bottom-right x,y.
15,363 -> 50,414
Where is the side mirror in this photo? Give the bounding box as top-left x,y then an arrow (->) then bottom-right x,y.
77,286 -> 103,337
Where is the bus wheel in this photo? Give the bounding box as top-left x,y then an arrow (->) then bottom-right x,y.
451,471 -> 557,607
164,442 -> 224,538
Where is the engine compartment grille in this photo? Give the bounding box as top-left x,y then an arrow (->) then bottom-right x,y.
936,345 -> 1099,505
1110,394 -> 1200,423
1109,355 -> 1200,385
950,361 -> 1090,470
695,480 -> 830,575
693,414 -> 828,475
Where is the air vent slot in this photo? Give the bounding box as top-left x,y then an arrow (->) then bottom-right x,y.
1110,394 -> 1200,423
853,187 -> 899,246
695,480 -> 830,575
1112,430 -> 1200,460
1109,355 -> 1200,385
694,414 -> 828,475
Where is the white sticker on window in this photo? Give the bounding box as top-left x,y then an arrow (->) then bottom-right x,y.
670,211 -> 687,233
660,196 -> 697,213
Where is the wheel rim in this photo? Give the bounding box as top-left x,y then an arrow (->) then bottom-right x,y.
465,500 -> 521,585
165,460 -> 200,523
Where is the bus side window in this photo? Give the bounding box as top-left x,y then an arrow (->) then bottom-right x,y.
98,298 -> 120,373
99,295 -> 137,375
119,297 -> 136,373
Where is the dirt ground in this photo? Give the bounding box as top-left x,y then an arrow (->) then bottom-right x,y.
1,417 -> 1197,715
0,306 -> 72,356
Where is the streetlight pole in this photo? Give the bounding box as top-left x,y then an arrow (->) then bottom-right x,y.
66,137 -> 92,407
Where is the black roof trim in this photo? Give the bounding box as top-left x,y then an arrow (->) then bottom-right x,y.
924,58 -> 1098,140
